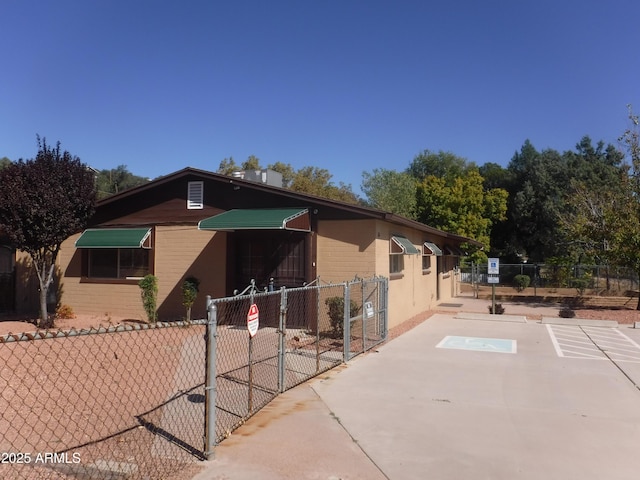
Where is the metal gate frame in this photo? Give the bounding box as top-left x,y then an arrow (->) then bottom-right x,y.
204,276 -> 388,457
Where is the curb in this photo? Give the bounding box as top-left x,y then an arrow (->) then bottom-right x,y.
541,317 -> 618,328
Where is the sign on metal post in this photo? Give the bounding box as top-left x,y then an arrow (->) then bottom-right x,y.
487,258 -> 500,313
488,258 -> 500,275
247,303 -> 259,337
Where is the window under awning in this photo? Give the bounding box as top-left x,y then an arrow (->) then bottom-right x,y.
390,235 -> 420,255
423,241 -> 443,256
75,228 -> 152,249
198,208 -> 311,232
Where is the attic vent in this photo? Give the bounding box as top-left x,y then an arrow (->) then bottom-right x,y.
187,181 -> 204,209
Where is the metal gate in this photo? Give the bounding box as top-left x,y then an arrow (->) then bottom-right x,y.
203,276 -> 388,455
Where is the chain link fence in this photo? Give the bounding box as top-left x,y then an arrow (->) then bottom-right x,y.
206,276 -> 388,448
0,321 -> 207,480
460,263 -> 639,293
1,276 -> 388,479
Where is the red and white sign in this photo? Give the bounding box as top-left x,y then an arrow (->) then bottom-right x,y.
247,303 -> 259,337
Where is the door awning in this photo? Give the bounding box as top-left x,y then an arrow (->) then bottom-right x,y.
198,208 -> 311,232
390,235 -> 420,255
423,241 -> 443,256
75,228 -> 152,249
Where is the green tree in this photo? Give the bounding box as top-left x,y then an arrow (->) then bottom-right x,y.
242,155 -> 261,170
614,105 -> 640,308
503,142 -> 570,262
96,165 -> 149,199
478,162 -> 512,190
504,138 -> 627,263
181,276 -> 200,321
267,161 -> 296,188
361,168 -> 417,218
560,182 -> 621,287
415,168 -> 507,261
0,137 -> 96,326
217,156 -> 239,175
290,166 -> 358,203
407,150 -> 474,181
0,157 -> 11,169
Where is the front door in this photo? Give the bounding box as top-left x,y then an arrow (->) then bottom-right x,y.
234,231 -> 307,292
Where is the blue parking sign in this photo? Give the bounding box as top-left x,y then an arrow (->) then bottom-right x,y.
488,258 -> 499,274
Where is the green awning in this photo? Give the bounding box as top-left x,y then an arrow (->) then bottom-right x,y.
423,241 -> 443,256
75,228 -> 152,249
444,245 -> 464,256
198,208 -> 310,232
390,235 -> 420,255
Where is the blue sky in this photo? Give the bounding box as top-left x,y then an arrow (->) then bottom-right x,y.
2,1 -> 639,196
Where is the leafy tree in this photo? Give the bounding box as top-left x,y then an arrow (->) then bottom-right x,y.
0,157 -> 11,169
289,166 -> 359,203
217,155 -> 262,176
478,162 -> 512,190
267,161 -> 296,188
407,150 -> 474,181
182,276 -> 200,321
415,168 -> 507,261
560,182 -> 621,288
0,137 -> 96,326
242,155 -> 261,170
216,156 -> 359,203
614,105 -> 640,308
96,165 -> 149,199
510,147 -> 568,261
217,156 -> 239,175
361,168 -> 417,218
503,137 -> 627,263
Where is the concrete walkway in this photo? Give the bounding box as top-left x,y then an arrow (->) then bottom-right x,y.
193,298 -> 640,480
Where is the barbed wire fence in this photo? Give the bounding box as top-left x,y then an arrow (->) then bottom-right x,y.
1,276 -> 388,479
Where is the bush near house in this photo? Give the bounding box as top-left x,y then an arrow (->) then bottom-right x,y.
325,296 -> 360,337
139,274 -> 158,323
513,274 -> 530,292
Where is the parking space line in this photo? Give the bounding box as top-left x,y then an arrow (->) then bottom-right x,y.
546,324 -> 640,363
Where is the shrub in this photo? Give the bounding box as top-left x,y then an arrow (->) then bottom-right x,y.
139,274 -> 158,323
559,307 -> 576,318
572,273 -> 592,296
513,274 -> 530,292
55,304 -> 76,319
182,276 -> 200,321
325,296 -> 360,337
488,303 -> 505,314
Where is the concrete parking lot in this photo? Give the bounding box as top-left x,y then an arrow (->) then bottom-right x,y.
195,313 -> 640,480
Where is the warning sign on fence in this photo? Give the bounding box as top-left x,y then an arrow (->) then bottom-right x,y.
247,303 -> 259,337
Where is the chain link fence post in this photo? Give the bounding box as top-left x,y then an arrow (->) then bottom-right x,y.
278,286 -> 287,393
343,282 -> 350,362
204,295 -> 217,460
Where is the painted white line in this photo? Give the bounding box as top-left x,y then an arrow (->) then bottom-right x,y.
561,351 -> 607,360
546,324 -> 564,357
557,343 -> 601,353
615,329 -> 640,350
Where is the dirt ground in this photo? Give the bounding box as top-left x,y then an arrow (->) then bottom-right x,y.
2,294 -> 638,337
0,313 -> 140,336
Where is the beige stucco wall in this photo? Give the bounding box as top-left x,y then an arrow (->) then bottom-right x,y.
52,226 -> 226,320
316,219 -> 377,282
317,219 -> 457,329
373,221 -> 439,329
15,218 -> 460,328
